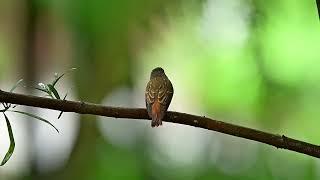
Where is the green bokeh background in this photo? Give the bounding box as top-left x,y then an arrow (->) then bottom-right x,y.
0,0 -> 319,179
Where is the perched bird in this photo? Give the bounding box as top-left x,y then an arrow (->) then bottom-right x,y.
145,67 -> 174,127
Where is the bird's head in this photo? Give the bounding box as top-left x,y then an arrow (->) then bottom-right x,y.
150,67 -> 165,79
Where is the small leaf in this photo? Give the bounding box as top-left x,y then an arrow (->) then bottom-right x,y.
47,84 -> 60,99
52,73 -> 65,87
1,102 -> 10,111
63,92 -> 69,100
52,68 -> 76,87
35,87 -> 54,99
1,113 -> 15,166
57,111 -> 64,119
1,102 -> 7,109
35,87 -> 49,94
58,92 -> 68,119
9,110 -> 59,133
10,79 -> 23,92
0,103 -> 6,112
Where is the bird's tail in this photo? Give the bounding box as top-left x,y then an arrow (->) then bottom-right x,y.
151,100 -> 162,127
151,113 -> 162,127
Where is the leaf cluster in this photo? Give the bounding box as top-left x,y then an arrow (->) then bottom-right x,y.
0,68 -> 75,165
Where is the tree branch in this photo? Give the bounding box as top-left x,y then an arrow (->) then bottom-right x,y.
0,89 -> 319,158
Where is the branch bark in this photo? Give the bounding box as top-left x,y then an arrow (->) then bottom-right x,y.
0,89 -> 320,158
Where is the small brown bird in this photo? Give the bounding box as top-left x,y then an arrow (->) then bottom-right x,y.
145,67 -> 174,127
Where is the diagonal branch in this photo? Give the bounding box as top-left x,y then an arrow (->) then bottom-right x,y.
0,89 -> 320,158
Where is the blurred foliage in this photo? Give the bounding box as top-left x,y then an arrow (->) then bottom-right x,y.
139,0 -> 320,179
44,1 -> 192,180
0,78 -> 60,166
0,0 -> 319,180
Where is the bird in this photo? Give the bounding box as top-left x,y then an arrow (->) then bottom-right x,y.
145,67 -> 174,127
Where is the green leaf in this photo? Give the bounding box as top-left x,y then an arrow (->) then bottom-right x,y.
1,113 -> 15,166
1,102 -> 8,109
35,87 -> 49,94
62,92 -> 68,100
47,84 -> 60,99
52,73 -> 65,87
52,68 -> 76,87
9,110 -> 59,133
1,102 -> 10,112
57,111 -> 64,119
10,79 -> 23,92
35,87 -> 54,99
58,92 -> 68,119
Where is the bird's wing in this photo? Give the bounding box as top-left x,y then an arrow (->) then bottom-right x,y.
145,80 -> 155,117
158,78 -> 173,109
145,81 -> 156,103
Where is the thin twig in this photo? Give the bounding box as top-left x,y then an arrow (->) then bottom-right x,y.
0,89 -> 319,158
